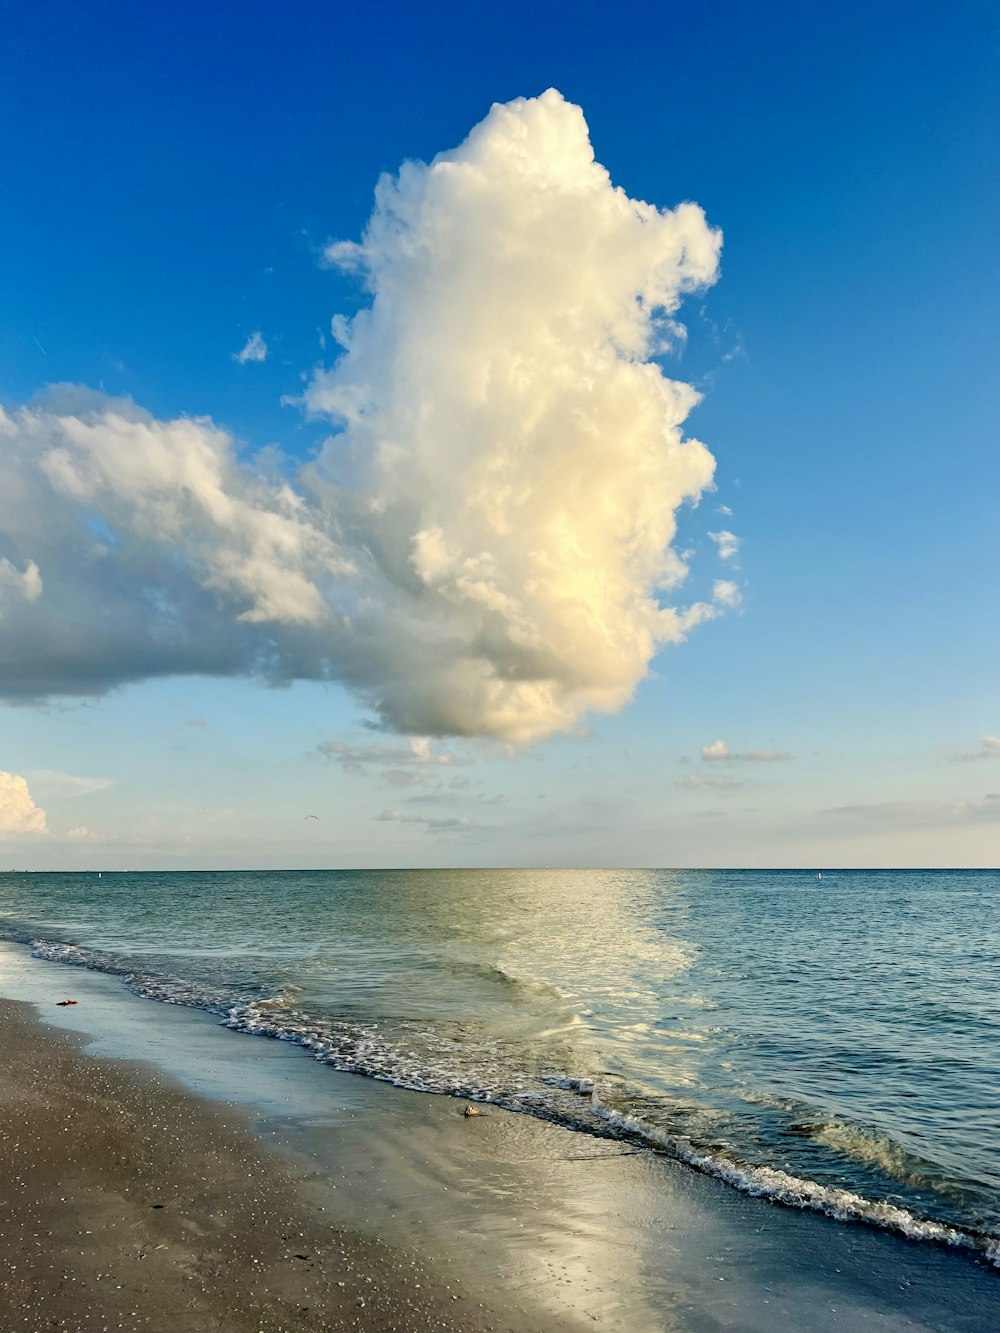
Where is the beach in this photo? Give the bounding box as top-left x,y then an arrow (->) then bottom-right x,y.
1,935 -> 998,1332
0,997 -> 507,1333
1,9 -> 993,1326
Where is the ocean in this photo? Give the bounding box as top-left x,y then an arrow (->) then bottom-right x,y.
1,866 -> 997,1267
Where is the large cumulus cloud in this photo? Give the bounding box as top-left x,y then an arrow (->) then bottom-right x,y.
0,90 -> 728,742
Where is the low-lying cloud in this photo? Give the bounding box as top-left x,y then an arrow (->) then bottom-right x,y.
375,809 -> 478,834
825,796 -> 1000,828
947,737 -> 1000,762
700,739 -> 792,762
26,769 -> 114,799
0,90 -> 729,743
318,736 -> 468,788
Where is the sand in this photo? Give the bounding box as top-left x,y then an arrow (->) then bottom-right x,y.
0,999 -> 516,1333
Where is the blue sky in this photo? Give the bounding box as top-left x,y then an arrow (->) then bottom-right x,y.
1,1 -> 997,867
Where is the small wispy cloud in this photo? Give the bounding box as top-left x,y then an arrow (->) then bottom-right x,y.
824,796 -> 1000,828
946,737 -> 1000,762
380,769 -> 436,788
26,769 -> 114,799
715,504 -> 733,516
708,530 -> 740,561
403,790 -> 505,806
712,579 -> 742,609
233,331 -> 268,364
323,240 -> 366,272
678,773 -> 742,790
375,809 -> 479,834
318,737 -> 466,776
700,739 -> 792,763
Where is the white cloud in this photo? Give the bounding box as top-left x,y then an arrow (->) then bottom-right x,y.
0,90 -> 728,744
700,739 -> 730,760
322,241 -> 365,272
0,771 -> 47,835
233,331 -> 268,364
700,738 -> 792,762
708,530 -> 740,561
0,387 -> 349,701
304,87 -> 724,741
712,579 -> 742,608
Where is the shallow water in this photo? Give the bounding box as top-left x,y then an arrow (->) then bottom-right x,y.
1,867 -> 997,1261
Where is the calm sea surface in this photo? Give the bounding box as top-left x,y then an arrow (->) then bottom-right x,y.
1,868 -> 997,1260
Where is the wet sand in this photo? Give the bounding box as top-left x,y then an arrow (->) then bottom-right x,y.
0,999 -> 519,1333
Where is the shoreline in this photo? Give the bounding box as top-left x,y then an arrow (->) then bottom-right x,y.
2,939 -> 999,1331
0,997 -> 517,1333
12,923 -> 997,1263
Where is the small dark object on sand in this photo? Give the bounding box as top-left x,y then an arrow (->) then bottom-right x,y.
464,1104 -> 480,1118
56,1000 -> 78,1007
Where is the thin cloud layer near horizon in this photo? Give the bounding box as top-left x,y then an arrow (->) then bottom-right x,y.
1,2 -> 996,867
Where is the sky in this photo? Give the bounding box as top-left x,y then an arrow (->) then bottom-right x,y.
1,0 -> 997,869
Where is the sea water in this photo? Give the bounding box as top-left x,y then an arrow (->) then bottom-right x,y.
0,867 -> 997,1264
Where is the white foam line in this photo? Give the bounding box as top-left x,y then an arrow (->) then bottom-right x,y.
586,1096 -> 998,1263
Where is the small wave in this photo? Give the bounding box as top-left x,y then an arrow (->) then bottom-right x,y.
810,1118 -> 960,1194
585,1095 -> 993,1257
32,941 -> 95,968
12,934 -> 1000,1268
29,938 -> 249,1013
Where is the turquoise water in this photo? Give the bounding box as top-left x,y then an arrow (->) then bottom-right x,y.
1,867 -> 997,1263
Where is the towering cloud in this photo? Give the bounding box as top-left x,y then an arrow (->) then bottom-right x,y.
0,772 -> 47,835
0,90 -> 727,742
